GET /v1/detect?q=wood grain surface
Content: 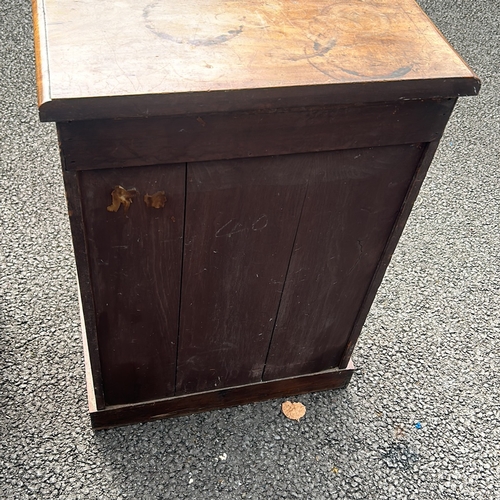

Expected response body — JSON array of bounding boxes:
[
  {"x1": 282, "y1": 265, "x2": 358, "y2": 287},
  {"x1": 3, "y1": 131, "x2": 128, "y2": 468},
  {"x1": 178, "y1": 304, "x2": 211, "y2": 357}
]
[
  {"x1": 338, "y1": 139, "x2": 445, "y2": 368},
  {"x1": 63, "y1": 170, "x2": 106, "y2": 409},
  {"x1": 78, "y1": 164, "x2": 185, "y2": 405},
  {"x1": 57, "y1": 99, "x2": 455, "y2": 171},
  {"x1": 90, "y1": 362, "x2": 355, "y2": 429},
  {"x1": 175, "y1": 155, "x2": 310, "y2": 394},
  {"x1": 263, "y1": 144, "x2": 424, "y2": 380},
  {"x1": 33, "y1": 0, "x2": 479, "y2": 120}
]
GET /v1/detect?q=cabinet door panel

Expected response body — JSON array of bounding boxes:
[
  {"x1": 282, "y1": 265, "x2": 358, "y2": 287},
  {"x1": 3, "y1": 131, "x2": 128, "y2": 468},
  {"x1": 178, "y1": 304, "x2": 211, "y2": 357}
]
[
  {"x1": 79, "y1": 164, "x2": 185, "y2": 405},
  {"x1": 176, "y1": 155, "x2": 310, "y2": 394},
  {"x1": 264, "y1": 144, "x2": 424, "y2": 380}
]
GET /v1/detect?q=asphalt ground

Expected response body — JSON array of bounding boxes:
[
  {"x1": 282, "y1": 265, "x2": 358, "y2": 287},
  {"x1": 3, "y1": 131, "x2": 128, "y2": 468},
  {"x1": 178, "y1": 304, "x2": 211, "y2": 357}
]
[{"x1": 0, "y1": 0, "x2": 499, "y2": 498}]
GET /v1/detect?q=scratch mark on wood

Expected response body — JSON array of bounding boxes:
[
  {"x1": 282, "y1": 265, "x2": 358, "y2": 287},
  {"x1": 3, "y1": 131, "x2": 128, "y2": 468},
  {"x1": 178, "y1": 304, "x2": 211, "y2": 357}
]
[
  {"x1": 215, "y1": 219, "x2": 247, "y2": 238},
  {"x1": 251, "y1": 214, "x2": 269, "y2": 231}
]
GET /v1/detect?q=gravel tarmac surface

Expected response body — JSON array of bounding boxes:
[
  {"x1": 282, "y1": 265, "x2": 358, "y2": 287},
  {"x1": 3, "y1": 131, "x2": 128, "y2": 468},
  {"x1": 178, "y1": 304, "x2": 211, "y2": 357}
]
[{"x1": 1, "y1": 0, "x2": 499, "y2": 499}]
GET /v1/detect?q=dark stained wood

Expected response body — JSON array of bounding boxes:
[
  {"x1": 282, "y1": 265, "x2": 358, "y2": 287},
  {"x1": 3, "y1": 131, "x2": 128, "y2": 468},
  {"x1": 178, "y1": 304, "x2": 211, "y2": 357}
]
[
  {"x1": 264, "y1": 144, "x2": 424, "y2": 380},
  {"x1": 90, "y1": 361, "x2": 355, "y2": 430},
  {"x1": 38, "y1": 79, "x2": 479, "y2": 123},
  {"x1": 33, "y1": 0, "x2": 479, "y2": 121},
  {"x1": 78, "y1": 164, "x2": 185, "y2": 405},
  {"x1": 175, "y1": 155, "x2": 310, "y2": 394},
  {"x1": 338, "y1": 139, "x2": 445, "y2": 368},
  {"x1": 61, "y1": 169, "x2": 106, "y2": 409},
  {"x1": 57, "y1": 99, "x2": 455, "y2": 171}
]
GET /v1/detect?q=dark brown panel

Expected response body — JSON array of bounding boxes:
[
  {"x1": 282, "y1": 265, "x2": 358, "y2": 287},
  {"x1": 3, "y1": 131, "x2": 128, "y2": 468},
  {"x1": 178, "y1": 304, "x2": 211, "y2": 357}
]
[
  {"x1": 61, "y1": 170, "x2": 106, "y2": 409},
  {"x1": 78, "y1": 164, "x2": 185, "y2": 405},
  {"x1": 176, "y1": 155, "x2": 312, "y2": 394},
  {"x1": 90, "y1": 361, "x2": 355, "y2": 430},
  {"x1": 264, "y1": 144, "x2": 424, "y2": 380},
  {"x1": 338, "y1": 140, "x2": 443, "y2": 368},
  {"x1": 57, "y1": 99, "x2": 455, "y2": 171}
]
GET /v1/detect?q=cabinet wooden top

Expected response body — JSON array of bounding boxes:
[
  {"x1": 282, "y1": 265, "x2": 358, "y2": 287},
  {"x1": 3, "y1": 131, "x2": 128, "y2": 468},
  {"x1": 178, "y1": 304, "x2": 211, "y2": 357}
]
[{"x1": 33, "y1": 0, "x2": 480, "y2": 121}]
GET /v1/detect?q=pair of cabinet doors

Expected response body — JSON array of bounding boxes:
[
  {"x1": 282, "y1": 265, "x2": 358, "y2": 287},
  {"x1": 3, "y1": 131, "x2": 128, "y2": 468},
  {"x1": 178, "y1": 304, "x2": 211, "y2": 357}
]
[{"x1": 78, "y1": 143, "x2": 422, "y2": 406}]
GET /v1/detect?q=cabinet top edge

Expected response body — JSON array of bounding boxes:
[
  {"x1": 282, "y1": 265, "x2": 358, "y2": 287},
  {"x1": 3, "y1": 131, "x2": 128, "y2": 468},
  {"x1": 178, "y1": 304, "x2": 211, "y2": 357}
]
[{"x1": 38, "y1": 78, "x2": 480, "y2": 123}]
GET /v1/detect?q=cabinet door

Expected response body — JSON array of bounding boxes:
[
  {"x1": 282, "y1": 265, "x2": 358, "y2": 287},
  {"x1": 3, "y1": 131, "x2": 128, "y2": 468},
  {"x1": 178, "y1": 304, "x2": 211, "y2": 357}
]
[
  {"x1": 79, "y1": 164, "x2": 185, "y2": 405},
  {"x1": 78, "y1": 144, "x2": 423, "y2": 404},
  {"x1": 176, "y1": 155, "x2": 310, "y2": 394},
  {"x1": 263, "y1": 144, "x2": 424, "y2": 380}
]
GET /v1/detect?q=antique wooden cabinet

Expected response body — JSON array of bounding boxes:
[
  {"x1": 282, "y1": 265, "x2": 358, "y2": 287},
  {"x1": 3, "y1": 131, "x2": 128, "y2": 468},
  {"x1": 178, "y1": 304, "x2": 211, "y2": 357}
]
[{"x1": 32, "y1": 0, "x2": 479, "y2": 428}]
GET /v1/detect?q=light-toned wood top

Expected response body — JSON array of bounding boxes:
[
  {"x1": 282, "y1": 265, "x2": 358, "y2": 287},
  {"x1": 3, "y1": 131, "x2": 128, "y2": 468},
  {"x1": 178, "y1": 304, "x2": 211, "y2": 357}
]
[{"x1": 33, "y1": 0, "x2": 479, "y2": 121}]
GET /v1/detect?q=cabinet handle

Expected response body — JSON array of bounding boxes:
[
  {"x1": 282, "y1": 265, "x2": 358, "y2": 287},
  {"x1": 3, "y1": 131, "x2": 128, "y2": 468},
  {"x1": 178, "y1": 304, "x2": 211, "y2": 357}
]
[
  {"x1": 106, "y1": 186, "x2": 138, "y2": 213},
  {"x1": 144, "y1": 191, "x2": 167, "y2": 209}
]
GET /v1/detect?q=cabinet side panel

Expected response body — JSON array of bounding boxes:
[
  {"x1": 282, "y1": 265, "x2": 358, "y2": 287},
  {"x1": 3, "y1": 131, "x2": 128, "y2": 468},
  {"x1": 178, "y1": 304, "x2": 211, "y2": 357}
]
[
  {"x1": 338, "y1": 140, "x2": 442, "y2": 368},
  {"x1": 264, "y1": 144, "x2": 424, "y2": 380},
  {"x1": 78, "y1": 164, "x2": 185, "y2": 405},
  {"x1": 62, "y1": 169, "x2": 106, "y2": 409},
  {"x1": 176, "y1": 155, "x2": 311, "y2": 394}
]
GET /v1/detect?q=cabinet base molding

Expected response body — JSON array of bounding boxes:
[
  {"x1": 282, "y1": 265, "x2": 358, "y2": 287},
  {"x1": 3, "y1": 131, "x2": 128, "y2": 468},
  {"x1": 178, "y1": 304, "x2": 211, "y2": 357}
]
[{"x1": 89, "y1": 361, "x2": 355, "y2": 430}]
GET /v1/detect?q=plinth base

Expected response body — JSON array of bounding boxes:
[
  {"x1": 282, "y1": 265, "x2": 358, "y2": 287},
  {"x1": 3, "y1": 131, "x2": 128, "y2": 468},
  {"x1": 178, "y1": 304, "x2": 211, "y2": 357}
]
[{"x1": 88, "y1": 361, "x2": 355, "y2": 430}]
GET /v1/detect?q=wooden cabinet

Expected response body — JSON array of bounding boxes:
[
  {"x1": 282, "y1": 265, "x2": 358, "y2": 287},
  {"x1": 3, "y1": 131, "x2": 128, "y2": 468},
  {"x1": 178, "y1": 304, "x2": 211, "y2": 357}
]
[{"x1": 32, "y1": 0, "x2": 479, "y2": 428}]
